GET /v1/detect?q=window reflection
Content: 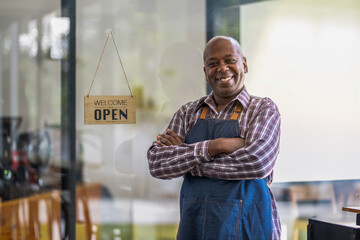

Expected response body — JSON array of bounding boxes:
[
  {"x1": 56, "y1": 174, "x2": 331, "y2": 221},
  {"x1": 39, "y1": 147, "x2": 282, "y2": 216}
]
[
  {"x1": 0, "y1": 12, "x2": 63, "y2": 195},
  {"x1": 0, "y1": 1, "x2": 66, "y2": 239},
  {"x1": 76, "y1": 0, "x2": 360, "y2": 239}
]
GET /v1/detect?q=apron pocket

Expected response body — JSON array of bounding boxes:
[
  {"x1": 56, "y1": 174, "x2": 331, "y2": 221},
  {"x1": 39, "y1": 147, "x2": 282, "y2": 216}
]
[
  {"x1": 178, "y1": 197, "x2": 206, "y2": 240},
  {"x1": 178, "y1": 196, "x2": 243, "y2": 240},
  {"x1": 204, "y1": 197, "x2": 243, "y2": 240}
]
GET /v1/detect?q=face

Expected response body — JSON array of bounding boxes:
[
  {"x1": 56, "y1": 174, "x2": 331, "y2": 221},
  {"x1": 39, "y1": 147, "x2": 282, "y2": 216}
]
[{"x1": 203, "y1": 38, "x2": 248, "y2": 104}]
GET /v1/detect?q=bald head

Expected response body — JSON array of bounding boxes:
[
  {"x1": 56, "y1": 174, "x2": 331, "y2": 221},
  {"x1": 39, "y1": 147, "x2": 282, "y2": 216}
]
[{"x1": 203, "y1": 36, "x2": 244, "y2": 62}]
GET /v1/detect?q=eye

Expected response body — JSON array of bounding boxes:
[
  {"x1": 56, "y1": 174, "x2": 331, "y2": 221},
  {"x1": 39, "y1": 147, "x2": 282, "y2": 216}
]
[
  {"x1": 208, "y1": 62, "x2": 219, "y2": 68},
  {"x1": 225, "y1": 58, "x2": 237, "y2": 64}
]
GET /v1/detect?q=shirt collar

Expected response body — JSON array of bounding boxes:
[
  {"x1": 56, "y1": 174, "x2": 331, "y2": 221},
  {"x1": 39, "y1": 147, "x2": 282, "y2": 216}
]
[{"x1": 195, "y1": 86, "x2": 251, "y2": 112}]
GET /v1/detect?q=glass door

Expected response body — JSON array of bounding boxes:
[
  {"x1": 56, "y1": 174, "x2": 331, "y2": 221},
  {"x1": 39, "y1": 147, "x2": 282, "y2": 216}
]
[
  {"x1": 207, "y1": 0, "x2": 360, "y2": 239},
  {"x1": 0, "y1": 0, "x2": 76, "y2": 239}
]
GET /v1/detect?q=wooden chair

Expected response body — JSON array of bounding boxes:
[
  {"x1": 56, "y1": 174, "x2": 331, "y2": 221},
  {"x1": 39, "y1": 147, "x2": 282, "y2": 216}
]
[
  {"x1": 0, "y1": 183, "x2": 101, "y2": 240},
  {"x1": 75, "y1": 183, "x2": 101, "y2": 240},
  {"x1": 0, "y1": 197, "x2": 24, "y2": 239},
  {"x1": 6, "y1": 191, "x2": 61, "y2": 240}
]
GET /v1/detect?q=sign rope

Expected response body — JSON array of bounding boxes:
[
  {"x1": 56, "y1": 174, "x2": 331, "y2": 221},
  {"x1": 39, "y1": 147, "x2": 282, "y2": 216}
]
[{"x1": 87, "y1": 28, "x2": 133, "y2": 98}]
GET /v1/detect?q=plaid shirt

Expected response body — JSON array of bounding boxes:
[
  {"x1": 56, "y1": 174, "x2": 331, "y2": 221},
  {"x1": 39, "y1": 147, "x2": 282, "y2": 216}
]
[{"x1": 147, "y1": 87, "x2": 281, "y2": 239}]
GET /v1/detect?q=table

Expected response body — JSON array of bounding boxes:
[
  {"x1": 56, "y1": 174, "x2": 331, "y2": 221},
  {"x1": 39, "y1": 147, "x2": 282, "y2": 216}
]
[{"x1": 342, "y1": 206, "x2": 360, "y2": 226}]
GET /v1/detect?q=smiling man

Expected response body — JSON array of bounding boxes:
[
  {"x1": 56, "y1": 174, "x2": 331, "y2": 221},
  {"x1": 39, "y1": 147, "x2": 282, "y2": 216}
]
[{"x1": 147, "y1": 36, "x2": 281, "y2": 240}]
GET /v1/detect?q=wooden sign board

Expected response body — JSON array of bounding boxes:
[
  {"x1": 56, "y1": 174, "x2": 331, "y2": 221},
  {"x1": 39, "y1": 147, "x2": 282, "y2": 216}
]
[{"x1": 84, "y1": 95, "x2": 136, "y2": 124}]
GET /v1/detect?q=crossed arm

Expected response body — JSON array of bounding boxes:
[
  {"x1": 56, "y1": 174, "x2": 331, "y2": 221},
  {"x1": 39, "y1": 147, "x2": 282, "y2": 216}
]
[
  {"x1": 147, "y1": 103, "x2": 280, "y2": 181},
  {"x1": 156, "y1": 129, "x2": 245, "y2": 157}
]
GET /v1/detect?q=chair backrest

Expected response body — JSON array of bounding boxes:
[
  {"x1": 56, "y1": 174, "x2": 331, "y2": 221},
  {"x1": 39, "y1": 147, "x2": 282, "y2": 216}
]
[
  {"x1": 0, "y1": 191, "x2": 61, "y2": 240},
  {"x1": 0, "y1": 183, "x2": 101, "y2": 240},
  {"x1": 76, "y1": 183, "x2": 102, "y2": 240},
  {"x1": 0, "y1": 197, "x2": 23, "y2": 239}
]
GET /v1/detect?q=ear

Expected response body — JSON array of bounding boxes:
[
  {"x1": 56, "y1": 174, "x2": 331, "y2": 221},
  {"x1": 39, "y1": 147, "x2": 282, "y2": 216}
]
[
  {"x1": 243, "y1": 57, "x2": 248, "y2": 74},
  {"x1": 203, "y1": 66, "x2": 209, "y2": 81}
]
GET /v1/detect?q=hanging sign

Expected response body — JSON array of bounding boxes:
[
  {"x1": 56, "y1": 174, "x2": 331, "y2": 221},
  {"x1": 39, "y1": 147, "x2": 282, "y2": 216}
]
[
  {"x1": 84, "y1": 29, "x2": 136, "y2": 125},
  {"x1": 84, "y1": 95, "x2": 136, "y2": 124}
]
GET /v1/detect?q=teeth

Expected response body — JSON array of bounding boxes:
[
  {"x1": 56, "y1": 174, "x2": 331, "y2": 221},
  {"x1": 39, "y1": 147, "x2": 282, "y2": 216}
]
[{"x1": 219, "y1": 76, "x2": 232, "y2": 82}]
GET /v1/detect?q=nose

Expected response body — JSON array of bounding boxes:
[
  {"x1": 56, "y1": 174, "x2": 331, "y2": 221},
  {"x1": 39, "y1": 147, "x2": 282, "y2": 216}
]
[{"x1": 217, "y1": 62, "x2": 229, "y2": 72}]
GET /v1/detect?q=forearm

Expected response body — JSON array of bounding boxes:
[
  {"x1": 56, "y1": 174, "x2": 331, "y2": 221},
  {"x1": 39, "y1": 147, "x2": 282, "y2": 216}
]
[
  {"x1": 147, "y1": 140, "x2": 212, "y2": 179},
  {"x1": 208, "y1": 137, "x2": 245, "y2": 157},
  {"x1": 199, "y1": 138, "x2": 280, "y2": 180}
]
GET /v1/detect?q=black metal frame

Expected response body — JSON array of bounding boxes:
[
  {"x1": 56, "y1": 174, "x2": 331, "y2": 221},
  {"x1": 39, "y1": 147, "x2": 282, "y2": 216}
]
[
  {"x1": 61, "y1": 0, "x2": 76, "y2": 239},
  {"x1": 206, "y1": 0, "x2": 270, "y2": 43}
]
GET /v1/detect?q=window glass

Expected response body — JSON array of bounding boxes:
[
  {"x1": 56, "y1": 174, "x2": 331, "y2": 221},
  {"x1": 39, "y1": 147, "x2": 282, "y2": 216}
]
[
  {"x1": 77, "y1": 0, "x2": 360, "y2": 239},
  {"x1": 236, "y1": 1, "x2": 360, "y2": 239},
  {"x1": 2, "y1": 0, "x2": 359, "y2": 240},
  {"x1": 0, "y1": 1, "x2": 64, "y2": 239},
  {"x1": 77, "y1": 0, "x2": 206, "y2": 238}
]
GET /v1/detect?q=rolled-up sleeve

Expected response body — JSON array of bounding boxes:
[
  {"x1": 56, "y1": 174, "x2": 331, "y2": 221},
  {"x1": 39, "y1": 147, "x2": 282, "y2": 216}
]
[{"x1": 147, "y1": 104, "x2": 212, "y2": 180}]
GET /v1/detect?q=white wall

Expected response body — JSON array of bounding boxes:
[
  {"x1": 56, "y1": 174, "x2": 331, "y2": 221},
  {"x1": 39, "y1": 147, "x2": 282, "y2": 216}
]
[{"x1": 241, "y1": 0, "x2": 360, "y2": 182}]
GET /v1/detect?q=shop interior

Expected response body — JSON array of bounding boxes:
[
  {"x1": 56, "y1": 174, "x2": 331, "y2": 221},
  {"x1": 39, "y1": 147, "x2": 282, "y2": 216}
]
[{"x1": 1, "y1": 0, "x2": 360, "y2": 239}]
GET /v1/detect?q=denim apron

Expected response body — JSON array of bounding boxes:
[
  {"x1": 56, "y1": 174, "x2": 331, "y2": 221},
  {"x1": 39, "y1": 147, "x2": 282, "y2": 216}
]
[{"x1": 177, "y1": 104, "x2": 272, "y2": 240}]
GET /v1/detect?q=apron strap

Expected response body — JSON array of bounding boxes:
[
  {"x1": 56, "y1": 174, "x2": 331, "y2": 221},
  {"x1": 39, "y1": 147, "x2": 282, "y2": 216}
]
[
  {"x1": 199, "y1": 103, "x2": 243, "y2": 120},
  {"x1": 231, "y1": 103, "x2": 243, "y2": 120},
  {"x1": 200, "y1": 106, "x2": 209, "y2": 119}
]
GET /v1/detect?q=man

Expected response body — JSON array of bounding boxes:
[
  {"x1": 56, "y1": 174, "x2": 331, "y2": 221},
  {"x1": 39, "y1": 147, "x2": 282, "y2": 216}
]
[{"x1": 147, "y1": 36, "x2": 281, "y2": 240}]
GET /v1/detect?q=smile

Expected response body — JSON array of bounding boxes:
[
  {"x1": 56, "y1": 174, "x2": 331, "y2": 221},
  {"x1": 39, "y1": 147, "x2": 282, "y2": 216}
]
[{"x1": 217, "y1": 76, "x2": 233, "y2": 83}]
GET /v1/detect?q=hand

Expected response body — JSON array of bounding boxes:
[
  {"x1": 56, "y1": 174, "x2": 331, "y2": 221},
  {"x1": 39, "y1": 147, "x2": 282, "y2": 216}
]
[
  {"x1": 156, "y1": 129, "x2": 183, "y2": 146},
  {"x1": 208, "y1": 138, "x2": 245, "y2": 157}
]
